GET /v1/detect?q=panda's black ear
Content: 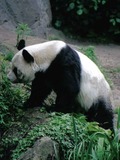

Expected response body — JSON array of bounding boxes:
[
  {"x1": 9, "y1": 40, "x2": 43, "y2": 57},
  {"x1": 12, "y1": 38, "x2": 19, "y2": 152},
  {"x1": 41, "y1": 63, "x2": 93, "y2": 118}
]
[
  {"x1": 22, "y1": 49, "x2": 34, "y2": 63},
  {"x1": 16, "y1": 39, "x2": 25, "y2": 50}
]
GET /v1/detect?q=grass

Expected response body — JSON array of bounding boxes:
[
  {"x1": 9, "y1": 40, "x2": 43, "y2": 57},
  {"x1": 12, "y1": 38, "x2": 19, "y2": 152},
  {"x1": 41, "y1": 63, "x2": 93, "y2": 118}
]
[
  {"x1": 80, "y1": 46, "x2": 99, "y2": 65},
  {"x1": 108, "y1": 67, "x2": 120, "y2": 73}
]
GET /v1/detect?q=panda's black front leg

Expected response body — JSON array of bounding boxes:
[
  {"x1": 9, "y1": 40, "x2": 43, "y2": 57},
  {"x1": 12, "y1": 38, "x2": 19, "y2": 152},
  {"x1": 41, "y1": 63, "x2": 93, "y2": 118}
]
[
  {"x1": 24, "y1": 73, "x2": 52, "y2": 108},
  {"x1": 54, "y1": 93, "x2": 76, "y2": 113},
  {"x1": 24, "y1": 85, "x2": 51, "y2": 108}
]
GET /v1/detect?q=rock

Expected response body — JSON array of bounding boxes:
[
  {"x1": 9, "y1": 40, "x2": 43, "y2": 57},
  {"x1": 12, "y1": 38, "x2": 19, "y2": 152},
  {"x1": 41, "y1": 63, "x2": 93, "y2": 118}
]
[
  {"x1": 0, "y1": 0, "x2": 52, "y2": 37},
  {"x1": 18, "y1": 137, "x2": 59, "y2": 160}
]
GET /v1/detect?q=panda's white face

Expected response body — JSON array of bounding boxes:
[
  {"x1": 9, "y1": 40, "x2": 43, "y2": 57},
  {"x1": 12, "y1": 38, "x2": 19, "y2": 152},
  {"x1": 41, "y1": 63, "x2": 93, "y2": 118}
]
[{"x1": 7, "y1": 50, "x2": 39, "y2": 83}]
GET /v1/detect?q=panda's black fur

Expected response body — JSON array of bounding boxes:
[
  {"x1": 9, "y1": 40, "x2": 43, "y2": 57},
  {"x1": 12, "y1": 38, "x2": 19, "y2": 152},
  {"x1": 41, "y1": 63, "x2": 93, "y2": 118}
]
[
  {"x1": 27, "y1": 45, "x2": 81, "y2": 113},
  {"x1": 8, "y1": 40, "x2": 114, "y2": 131},
  {"x1": 16, "y1": 39, "x2": 25, "y2": 51}
]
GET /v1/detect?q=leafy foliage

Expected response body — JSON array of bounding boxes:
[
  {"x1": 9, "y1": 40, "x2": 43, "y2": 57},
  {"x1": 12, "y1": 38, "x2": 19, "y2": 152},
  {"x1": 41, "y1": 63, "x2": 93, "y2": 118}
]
[
  {"x1": 50, "y1": 0, "x2": 120, "y2": 42},
  {"x1": 12, "y1": 112, "x2": 120, "y2": 160},
  {"x1": 80, "y1": 46, "x2": 98, "y2": 64},
  {"x1": 16, "y1": 23, "x2": 31, "y2": 46},
  {"x1": 0, "y1": 54, "x2": 29, "y2": 159},
  {"x1": 0, "y1": 55, "x2": 27, "y2": 132}
]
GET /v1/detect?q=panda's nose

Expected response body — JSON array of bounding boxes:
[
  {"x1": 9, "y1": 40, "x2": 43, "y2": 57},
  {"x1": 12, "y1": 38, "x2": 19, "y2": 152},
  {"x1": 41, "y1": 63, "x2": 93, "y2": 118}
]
[{"x1": 7, "y1": 71, "x2": 17, "y2": 83}]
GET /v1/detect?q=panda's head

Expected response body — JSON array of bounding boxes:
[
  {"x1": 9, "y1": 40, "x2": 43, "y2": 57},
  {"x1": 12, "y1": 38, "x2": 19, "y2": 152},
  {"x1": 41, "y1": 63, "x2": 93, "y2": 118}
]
[
  {"x1": 7, "y1": 40, "x2": 39, "y2": 83},
  {"x1": 7, "y1": 49, "x2": 40, "y2": 83}
]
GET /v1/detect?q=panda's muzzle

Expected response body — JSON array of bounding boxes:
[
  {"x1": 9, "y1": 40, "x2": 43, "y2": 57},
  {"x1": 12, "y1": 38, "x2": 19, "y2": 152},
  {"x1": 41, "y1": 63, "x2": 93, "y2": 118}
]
[
  {"x1": 7, "y1": 67, "x2": 25, "y2": 83},
  {"x1": 7, "y1": 70, "x2": 18, "y2": 83},
  {"x1": 14, "y1": 67, "x2": 26, "y2": 83}
]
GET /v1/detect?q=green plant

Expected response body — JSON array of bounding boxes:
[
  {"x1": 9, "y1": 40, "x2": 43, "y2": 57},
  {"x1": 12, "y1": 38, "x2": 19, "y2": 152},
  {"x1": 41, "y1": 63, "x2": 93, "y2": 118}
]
[
  {"x1": 4, "y1": 51, "x2": 14, "y2": 61},
  {"x1": 0, "y1": 55, "x2": 29, "y2": 159},
  {"x1": 108, "y1": 67, "x2": 120, "y2": 74},
  {"x1": 0, "y1": 57, "x2": 27, "y2": 131},
  {"x1": 16, "y1": 23, "x2": 31, "y2": 46},
  {"x1": 80, "y1": 46, "x2": 98, "y2": 65},
  {"x1": 67, "y1": 111, "x2": 120, "y2": 160}
]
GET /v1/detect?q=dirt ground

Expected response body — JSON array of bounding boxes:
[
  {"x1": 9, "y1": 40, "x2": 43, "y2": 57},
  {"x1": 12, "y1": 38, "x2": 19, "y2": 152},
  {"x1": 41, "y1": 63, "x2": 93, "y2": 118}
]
[{"x1": 0, "y1": 26, "x2": 119, "y2": 109}]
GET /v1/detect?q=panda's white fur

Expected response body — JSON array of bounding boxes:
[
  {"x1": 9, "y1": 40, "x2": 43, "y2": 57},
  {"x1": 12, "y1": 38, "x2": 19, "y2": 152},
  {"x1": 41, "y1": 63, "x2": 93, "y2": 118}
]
[
  {"x1": 76, "y1": 50, "x2": 111, "y2": 111},
  {"x1": 24, "y1": 40, "x2": 66, "y2": 72},
  {"x1": 8, "y1": 40, "x2": 114, "y2": 130},
  {"x1": 8, "y1": 41, "x2": 66, "y2": 82}
]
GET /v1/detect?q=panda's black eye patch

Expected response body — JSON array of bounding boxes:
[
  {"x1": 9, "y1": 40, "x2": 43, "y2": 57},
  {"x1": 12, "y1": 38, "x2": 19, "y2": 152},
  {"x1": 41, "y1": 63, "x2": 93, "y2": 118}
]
[{"x1": 13, "y1": 67, "x2": 18, "y2": 77}]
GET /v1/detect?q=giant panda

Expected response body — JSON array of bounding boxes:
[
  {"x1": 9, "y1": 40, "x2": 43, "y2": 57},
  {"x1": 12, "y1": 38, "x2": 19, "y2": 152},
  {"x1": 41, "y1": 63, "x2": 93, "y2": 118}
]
[{"x1": 7, "y1": 40, "x2": 114, "y2": 130}]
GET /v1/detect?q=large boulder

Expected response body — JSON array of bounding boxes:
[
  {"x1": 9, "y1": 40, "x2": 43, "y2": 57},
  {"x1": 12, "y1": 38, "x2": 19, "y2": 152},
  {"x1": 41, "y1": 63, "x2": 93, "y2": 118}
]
[
  {"x1": 18, "y1": 137, "x2": 59, "y2": 160},
  {"x1": 0, "y1": 0, "x2": 52, "y2": 37}
]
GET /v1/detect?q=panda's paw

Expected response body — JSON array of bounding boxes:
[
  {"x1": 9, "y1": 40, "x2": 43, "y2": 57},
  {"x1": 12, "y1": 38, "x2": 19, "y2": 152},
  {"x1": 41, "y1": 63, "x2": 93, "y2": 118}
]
[
  {"x1": 23, "y1": 100, "x2": 41, "y2": 109},
  {"x1": 23, "y1": 101, "x2": 33, "y2": 109},
  {"x1": 46, "y1": 106, "x2": 55, "y2": 113}
]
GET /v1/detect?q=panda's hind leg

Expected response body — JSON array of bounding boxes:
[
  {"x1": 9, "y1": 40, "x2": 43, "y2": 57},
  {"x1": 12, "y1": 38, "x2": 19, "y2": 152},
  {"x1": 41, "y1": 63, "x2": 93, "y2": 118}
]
[{"x1": 86, "y1": 99, "x2": 114, "y2": 131}]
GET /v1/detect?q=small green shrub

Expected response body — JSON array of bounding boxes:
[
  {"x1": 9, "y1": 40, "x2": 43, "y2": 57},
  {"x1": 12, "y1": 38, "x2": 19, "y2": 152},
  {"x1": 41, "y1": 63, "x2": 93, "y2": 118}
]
[
  {"x1": 0, "y1": 56, "x2": 27, "y2": 131},
  {"x1": 0, "y1": 55, "x2": 29, "y2": 159},
  {"x1": 80, "y1": 46, "x2": 98, "y2": 65},
  {"x1": 4, "y1": 51, "x2": 14, "y2": 61},
  {"x1": 16, "y1": 23, "x2": 31, "y2": 46}
]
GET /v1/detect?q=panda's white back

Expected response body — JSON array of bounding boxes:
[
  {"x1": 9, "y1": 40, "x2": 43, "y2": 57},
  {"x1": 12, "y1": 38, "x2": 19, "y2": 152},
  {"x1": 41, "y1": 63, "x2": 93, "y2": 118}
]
[
  {"x1": 24, "y1": 40, "x2": 66, "y2": 71},
  {"x1": 76, "y1": 50, "x2": 111, "y2": 111}
]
